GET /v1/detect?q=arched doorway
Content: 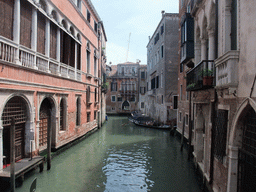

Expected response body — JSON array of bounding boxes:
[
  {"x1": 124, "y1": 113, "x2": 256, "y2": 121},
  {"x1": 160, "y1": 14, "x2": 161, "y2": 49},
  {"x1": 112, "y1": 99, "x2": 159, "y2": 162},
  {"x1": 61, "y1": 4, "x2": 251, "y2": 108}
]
[
  {"x1": 39, "y1": 98, "x2": 52, "y2": 148},
  {"x1": 122, "y1": 100, "x2": 130, "y2": 111},
  {"x1": 237, "y1": 107, "x2": 256, "y2": 192},
  {"x1": 2, "y1": 96, "x2": 28, "y2": 163}
]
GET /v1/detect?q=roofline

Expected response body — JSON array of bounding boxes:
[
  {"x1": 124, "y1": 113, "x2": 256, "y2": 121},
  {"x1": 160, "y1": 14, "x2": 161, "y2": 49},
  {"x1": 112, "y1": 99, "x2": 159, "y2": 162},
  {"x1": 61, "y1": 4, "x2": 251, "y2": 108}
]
[
  {"x1": 86, "y1": 0, "x2": 101, "y2": 22},
  {"x1": 146, "y1": 13, "x2": 179, "y2": 48}
]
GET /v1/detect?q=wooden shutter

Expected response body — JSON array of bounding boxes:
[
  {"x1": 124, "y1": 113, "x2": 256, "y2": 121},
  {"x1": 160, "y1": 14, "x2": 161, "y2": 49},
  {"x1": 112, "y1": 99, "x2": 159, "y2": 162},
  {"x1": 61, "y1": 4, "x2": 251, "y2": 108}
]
[
  {"x1": 37, "y1": 12, "x2": 46, "y2": 55},
  {"x1": 50, "y1": 22, "x2": 57, "y2": 59},
  {"x1": 0, "y1": 0, "x2": 14, "y2": 40},
  {"x1": 20, "y1": 0, "x2": 32, "y2": 48}
]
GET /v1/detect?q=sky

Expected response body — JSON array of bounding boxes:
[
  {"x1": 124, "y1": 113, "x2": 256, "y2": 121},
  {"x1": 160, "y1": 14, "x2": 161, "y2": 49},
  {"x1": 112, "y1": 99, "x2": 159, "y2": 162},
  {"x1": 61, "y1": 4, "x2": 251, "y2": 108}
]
[{"x1": 92, "y1": 0, "x2": 179, "y2": 65}]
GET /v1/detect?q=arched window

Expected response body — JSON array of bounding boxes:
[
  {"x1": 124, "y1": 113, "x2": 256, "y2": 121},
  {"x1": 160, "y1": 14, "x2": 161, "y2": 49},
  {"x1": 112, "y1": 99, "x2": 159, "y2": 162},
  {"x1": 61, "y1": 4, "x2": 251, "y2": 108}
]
[
  {"x1": 61, "y1": 19, "x2": 68, "y2": 30},
  {"x1": 70, "y1": 26, "x2": 75, "y2": 36},
  {"x1": 39, "y1": 0, "x2": 47, "y2": 12}
]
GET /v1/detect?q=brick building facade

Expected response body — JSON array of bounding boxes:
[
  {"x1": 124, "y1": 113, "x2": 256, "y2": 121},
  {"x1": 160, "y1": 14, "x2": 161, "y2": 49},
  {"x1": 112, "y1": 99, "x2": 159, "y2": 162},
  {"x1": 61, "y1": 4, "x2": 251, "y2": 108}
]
[{"x1": 0, "y1": 0, "x2": 106, "y2": 170}]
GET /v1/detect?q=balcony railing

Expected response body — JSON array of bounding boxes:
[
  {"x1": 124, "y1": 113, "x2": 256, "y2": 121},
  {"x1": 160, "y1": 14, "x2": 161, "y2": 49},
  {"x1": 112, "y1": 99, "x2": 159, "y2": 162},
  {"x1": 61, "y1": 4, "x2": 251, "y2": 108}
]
[
  {"x1": 186, "y1": 60, "x2": 215, "y2": 91},
  {"x1": 0, "y1": 36, "x2": 83, "y2": 82}
]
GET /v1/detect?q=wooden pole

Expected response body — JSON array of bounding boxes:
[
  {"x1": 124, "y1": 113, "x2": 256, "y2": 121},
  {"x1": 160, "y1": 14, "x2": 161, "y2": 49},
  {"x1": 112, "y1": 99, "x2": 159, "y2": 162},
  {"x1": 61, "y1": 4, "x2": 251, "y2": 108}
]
[
  {"x1": 47, "y1": 113, "x2": 52, "y2": 170},
  {"x1": 10, "y1": 117, "x2": 15, "y2": 192},
  {"x1": 180, "y1": 116, "x2": 185, "y2": 151}
]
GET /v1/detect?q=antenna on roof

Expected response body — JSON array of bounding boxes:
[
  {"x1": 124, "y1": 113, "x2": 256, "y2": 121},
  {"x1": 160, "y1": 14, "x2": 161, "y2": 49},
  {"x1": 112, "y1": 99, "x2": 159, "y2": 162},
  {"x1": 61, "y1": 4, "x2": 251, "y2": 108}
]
[{"x1": 126, "y1": 32, "x2": 131, "y2": 62}]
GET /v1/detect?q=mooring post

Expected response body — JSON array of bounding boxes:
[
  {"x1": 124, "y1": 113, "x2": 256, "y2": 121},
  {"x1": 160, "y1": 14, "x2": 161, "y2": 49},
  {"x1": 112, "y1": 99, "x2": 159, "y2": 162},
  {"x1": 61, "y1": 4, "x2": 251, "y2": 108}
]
[
  {"x1": 10, "y1": 117, "x2": 15, "y2": 192},
  {"x1": 47, "y1": 114, "x2": 52, "y2": 170},
  {"x1": 180, "y1": 117, "x2": 185, "y2": 151}
]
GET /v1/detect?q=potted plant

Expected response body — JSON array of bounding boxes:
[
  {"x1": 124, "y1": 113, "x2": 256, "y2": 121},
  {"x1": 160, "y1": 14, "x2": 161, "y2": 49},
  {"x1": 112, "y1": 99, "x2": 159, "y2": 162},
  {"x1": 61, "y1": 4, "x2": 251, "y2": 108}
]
[{"x1": 200, "y1": 69, "x2": 213, "y2": 86}]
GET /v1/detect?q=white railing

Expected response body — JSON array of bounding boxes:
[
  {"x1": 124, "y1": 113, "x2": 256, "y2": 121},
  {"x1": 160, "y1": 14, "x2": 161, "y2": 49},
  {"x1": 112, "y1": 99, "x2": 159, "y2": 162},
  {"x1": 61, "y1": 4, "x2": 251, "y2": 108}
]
[
  {"x1": 20, "y1": 46, "x2": 35, "y2": 68},
  {"x1": 0, "y1": 37, "x2": 83, "y2": 82},
  {"x1": 215, "y1": 51, "x2": 239, "y2": 87},
  {"x1": 0, "y1": 37, "x2": 17, "y2": 63}
]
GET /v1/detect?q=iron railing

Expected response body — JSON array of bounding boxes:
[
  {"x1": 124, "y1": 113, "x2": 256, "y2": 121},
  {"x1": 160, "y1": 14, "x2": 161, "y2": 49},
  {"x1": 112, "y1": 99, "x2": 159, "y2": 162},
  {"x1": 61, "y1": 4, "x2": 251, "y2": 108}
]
[{"x1": 186, "y1": 60, "x2": 215, "y2": 91}]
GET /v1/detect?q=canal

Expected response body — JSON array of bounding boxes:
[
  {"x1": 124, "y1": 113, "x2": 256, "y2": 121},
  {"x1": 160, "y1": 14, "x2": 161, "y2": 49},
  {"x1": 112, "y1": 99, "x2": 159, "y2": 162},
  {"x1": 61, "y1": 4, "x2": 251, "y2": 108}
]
[{"x1": 15, "y1": 116, "x2": 202, "y2": 192}]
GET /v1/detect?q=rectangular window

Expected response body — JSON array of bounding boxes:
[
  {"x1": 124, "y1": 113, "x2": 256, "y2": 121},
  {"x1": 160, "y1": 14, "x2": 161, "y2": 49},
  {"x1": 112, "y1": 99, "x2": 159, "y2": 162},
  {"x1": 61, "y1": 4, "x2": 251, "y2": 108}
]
[
  {"x1": 151, "y1": 78, "x2": 155, "y2": 89},
  {"x1": 87, "y1": 50, "x2": 90, "y2": 73},
  {"x1": 180, "y1": 85, "x2": 183, "y2": 101},
  {"x1": 94, "y1": 21, "x2": 98, "y2": 33},
  {"x1": 161, "y1": 25, "x2": 164, "y2": 35},
  {"x1": 87, "y1": 112, "x2": 90, "y2": 122},
  {"x1": 185, "y1": 114, "x2": 189, "y2": 125},
  {"x1": 186, "y1": 91, "x2": 189, "y2": 101},
  {"x1": 141, "y1": 71, "x2": 145, "y2": 79},
  {"x1": 179, "y1": 112, "x2": 182, "y2": 122},
  {"x1": 117, "y1": 97, "x2": 122, "y2": 102},
  {"x1": 111, "y1": 82, "x2": 117, "y2": 91},
  {"x1": 87, "y1": 10, "x2": 91, "y2": 22},
  {"x1": 130, "y1": 96, "x2": 135, "y2": 102},
  {"x1": 111, "y1": 95, "x2": 116, "y2": 102},
  {"x1": 94, "y1": 56, "x2": 97, "y2": 76},
  {"x1": 141, "y1": 102, "x2": 145, "y2": 109},
  {"x1": 156, "y1": 76, "x2": 159, "y2": 89},
  {"x1": 173, "y1": 96, "x2": 178, "y2": 109},
  {"x1": 161, "y1": 45, "x2": 164, "y2": 58},
  {"x1": 94, "y1": 111, "x2": 97, "y2": 120}
]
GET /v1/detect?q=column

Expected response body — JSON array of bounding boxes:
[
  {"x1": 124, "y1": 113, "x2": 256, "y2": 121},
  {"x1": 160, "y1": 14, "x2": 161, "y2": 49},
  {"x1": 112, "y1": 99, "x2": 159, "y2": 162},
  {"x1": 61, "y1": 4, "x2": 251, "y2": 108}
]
[
  {"x1": 31, "y1": 7, "x2": 38, "y2": 69},
  {"x1": 13, "y1": 0, "x2": 21, "y2": 64},
  {"x1": 227, "y1": 146, "x2": 239, "y2": 192},
  {"x1": 74, "y1": 43, "x2": 78, "y2": 80},
  {"x1": 224, "y1": 6, "x2": 232, "y2": 52},
  {"x1": 45, "y1": 20, "x2": 50, "y2": 72},
  {"x1": 195, "y1": 42, "x2": 201, "y2": 65},
  {"x1": 208, "y1": 29, "x2": 215, "y2": 70},
  {"x1": 201, "y1": 39, "x2": 207, "y2": 61}
]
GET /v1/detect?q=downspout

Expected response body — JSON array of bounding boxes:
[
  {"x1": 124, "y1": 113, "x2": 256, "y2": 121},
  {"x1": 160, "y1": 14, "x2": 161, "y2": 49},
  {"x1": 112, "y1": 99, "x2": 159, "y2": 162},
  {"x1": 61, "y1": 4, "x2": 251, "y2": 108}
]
[{"x1": 209, "y1": 0, "x2": 218, "y2": 184}]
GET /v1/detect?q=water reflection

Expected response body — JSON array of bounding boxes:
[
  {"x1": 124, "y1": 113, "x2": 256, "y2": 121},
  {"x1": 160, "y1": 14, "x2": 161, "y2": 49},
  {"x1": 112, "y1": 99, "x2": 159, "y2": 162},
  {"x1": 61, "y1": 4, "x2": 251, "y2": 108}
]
[{"x1": 15, "y1": 116, "x2": 201, "y2": 192}]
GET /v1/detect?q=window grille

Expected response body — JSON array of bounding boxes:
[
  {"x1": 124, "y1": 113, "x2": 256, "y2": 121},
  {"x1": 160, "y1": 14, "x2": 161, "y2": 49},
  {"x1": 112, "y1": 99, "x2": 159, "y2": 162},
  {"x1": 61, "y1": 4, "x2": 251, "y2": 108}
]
[{"x1": 2, "y1": 97, "x2": 27, "y2": 126}]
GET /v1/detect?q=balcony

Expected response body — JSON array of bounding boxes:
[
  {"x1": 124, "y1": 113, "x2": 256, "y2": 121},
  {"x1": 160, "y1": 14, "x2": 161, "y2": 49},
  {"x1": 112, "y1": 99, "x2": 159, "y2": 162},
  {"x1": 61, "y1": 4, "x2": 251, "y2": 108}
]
[
  {"x1": 215, "y1": 50, "x2": 239, "y2": 88},
  {"x1": 0, "y1": 36, "x2": 82, "y2": 81},
  {"x1": 186, "y1": 60, "x2": 215, "y2": 91},
  {"x1": 180, "y1": 13, "x2": 194, "y2": 65}
]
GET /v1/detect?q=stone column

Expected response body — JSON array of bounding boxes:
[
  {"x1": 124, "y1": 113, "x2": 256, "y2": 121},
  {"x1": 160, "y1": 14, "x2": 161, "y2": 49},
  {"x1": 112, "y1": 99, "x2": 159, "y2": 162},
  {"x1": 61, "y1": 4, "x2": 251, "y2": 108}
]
[
  {"x1": 227, "y1": 146, "x2": 239, "y2": 192},
  {"x1": 224, "y1": 6, "x2": 232, "y2": 52},
  {"x1": 13, "y1": 0, "x2": 21, "y2": 64},
  {"x1": 201, "y1": 39, "x2": 207, "y2": 61},
  {"x1": 75, "y1": 43, "x2": 78, "y2": 80},
  {"x1": 208, "y1": 29, "x2": 215, "y2": 70},
  {"x1": 31, "y1": 7, "x2": 38, "y2": 69},
  {"x1": 195, "y1": 42, "x2": 201, "y2": 65}
]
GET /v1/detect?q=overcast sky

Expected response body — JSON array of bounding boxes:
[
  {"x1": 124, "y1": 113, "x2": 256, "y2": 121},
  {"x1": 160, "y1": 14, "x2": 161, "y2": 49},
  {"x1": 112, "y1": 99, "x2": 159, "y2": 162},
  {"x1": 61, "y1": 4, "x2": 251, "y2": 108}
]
[{"x1": 92, "y1": 0, "x2": 179, "y2": 65}]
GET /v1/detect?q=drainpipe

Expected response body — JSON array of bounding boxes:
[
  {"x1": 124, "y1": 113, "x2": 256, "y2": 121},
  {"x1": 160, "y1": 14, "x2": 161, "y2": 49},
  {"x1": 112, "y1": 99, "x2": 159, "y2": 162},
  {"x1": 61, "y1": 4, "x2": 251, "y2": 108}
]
[{"x1": 209, "y1": 0, "x2": 218, "y2": 185}]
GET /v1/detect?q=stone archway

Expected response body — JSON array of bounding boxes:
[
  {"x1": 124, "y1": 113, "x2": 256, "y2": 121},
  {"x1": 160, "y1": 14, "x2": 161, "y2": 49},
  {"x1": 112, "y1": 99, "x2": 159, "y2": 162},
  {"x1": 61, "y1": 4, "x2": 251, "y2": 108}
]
[
  {"x1": 2, "y1": 96, "x2": 29, "y2": 164},
  {"x1": 122, "y1": 100, "x2": 130, "y2": 111},
  {"x1": 227, "y1": 98, "x2": 256, "y2": 192}
]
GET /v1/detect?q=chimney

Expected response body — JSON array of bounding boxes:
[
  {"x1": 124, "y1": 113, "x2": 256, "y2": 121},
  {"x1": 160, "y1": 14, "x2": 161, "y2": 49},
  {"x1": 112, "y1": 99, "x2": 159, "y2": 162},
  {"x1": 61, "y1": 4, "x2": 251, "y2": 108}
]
[
  {"x1": 148, "y1": 36, "x2": 151, "y2": 41},
  {"x1": 161, "y1": 10, "x2": 165, "y2": 17}
]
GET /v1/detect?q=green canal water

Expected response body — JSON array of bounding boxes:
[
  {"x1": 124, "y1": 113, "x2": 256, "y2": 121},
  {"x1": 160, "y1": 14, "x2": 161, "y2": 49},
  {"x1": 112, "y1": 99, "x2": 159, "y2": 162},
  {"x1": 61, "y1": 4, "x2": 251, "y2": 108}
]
[{"x1": 16, "y1": 116, "x2": 201, "y2": 192}]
